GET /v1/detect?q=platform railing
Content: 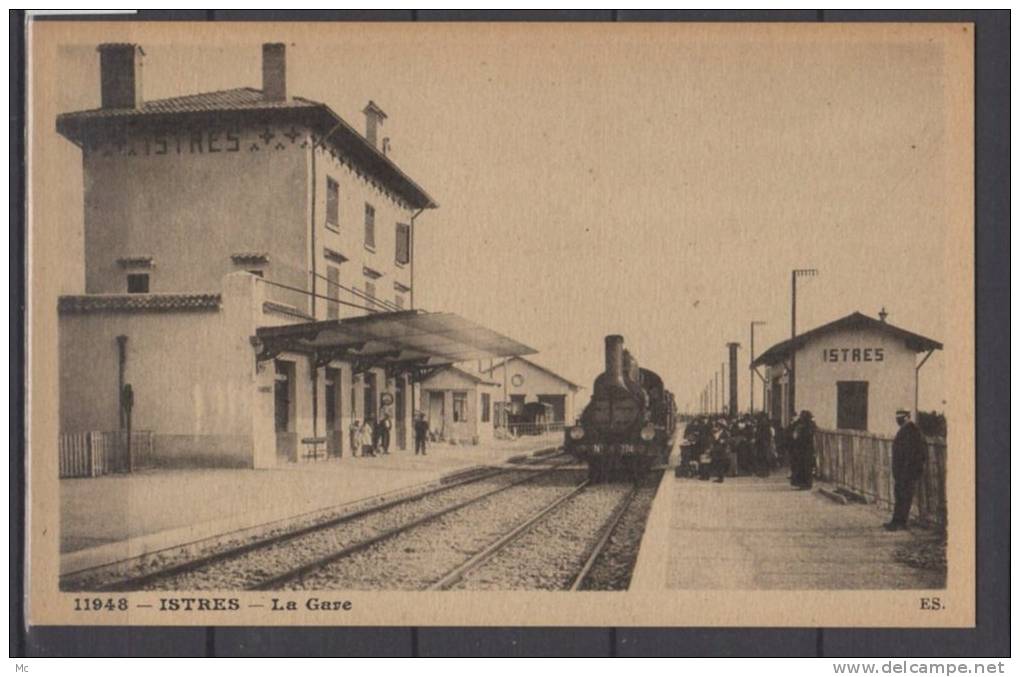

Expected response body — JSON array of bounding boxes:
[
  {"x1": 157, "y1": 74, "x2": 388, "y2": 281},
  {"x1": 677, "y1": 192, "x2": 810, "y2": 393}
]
[{"x1": 814, "y1": 428, "x2": 947, "y2": 527}]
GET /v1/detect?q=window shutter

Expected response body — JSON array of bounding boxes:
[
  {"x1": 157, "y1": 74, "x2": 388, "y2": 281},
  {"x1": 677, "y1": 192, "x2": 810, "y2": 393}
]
[{"x1": 395, "y1": 223, "x2": 410, "y2": 264}]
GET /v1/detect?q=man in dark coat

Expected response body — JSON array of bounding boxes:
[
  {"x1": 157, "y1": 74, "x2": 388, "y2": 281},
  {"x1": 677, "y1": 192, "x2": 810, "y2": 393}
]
[
  {"x1": 886, "y1": 409, "x2": 928, "y2": 531},
  {"x1": 413, "y1": 412, "x2": 429, "y2": 456},
  {"x1": 710, "y1": 421, "x2": 732, "y2": 483},
  {"x1": 789, "y1": 410, "x2": 817, "y2": 489}
]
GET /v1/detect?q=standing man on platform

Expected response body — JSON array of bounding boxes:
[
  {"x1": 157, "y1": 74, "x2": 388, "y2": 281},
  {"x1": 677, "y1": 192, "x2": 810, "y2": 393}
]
[
  {"x1": 789, "y1": 410, "x2": 817, "y2": 489},
  {"x1": 413, "y1": 412, "x2": 429, "y2": 456},
  {"x1": 885, "y1": 409, "x2": 928, "y2": 531},
  {"x1": 377, "y1": 400, "x2": 393, "y2": 455}
]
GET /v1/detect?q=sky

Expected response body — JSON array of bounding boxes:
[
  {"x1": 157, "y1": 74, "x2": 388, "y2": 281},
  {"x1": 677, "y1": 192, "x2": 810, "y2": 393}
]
[{"x1": 43, "y1": 23, "x2": 961, "y2": 413}]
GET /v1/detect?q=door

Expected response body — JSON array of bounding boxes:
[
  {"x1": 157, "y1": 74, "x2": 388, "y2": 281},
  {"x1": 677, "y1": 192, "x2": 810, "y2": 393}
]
[
  {"x1": 274, "y1": 360, "x2": 296, "y2": 462},
  {"x1": 427, "y1": 391, "x2": 445, "y2": 437},
  {"x1": 325, "y1": 367, "x2": 341, "y2": 457},
  {"x1": 363, "y1": 372, "x2": 377, "y2": 422},
  {"x1": 770, "y1": 381, "x2": 784, "y2": 424},
  {"x1": 836, "y1": 381, "x2": 869, "y2": 431},
  {"x1": 537, "y1": 394, "x2": 566, "y2": 423},
  {"x1": 395, "y1": 379, "x2": 406, "y2": 450}
]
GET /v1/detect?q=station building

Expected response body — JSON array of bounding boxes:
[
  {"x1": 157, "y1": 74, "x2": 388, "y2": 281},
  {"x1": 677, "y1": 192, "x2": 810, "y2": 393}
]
[
  {"x1": 418, "y1": 367, "x2": 501, "y2": 445},
  {"x1": 480, "y1": 356, "x2": 582, "y2": 425},
  {"x1": 752, "y1": 311, "x2": 942, "y2": 436},
  {"x1": 56, "y1": 42, "x2": 534, "y2": 469}
]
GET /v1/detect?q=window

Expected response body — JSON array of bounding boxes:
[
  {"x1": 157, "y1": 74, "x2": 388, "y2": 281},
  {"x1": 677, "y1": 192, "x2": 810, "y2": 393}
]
[
  {"x1": 365, "y1": 280, "x2": 376, "y2": 303},
  {"x1": 364, "y1": 203, "x2": 375, "y2": 249},
  {"x1": 127, "y1": 273, "x2": 149, "y2": 294},
  {"x1": 452, "y1": 392, "x2": 468, "y2": 422},
  {"x1": 326, "y1": 265, "x2": 340, "y2": 319},
  {"x1": 394, "y1": 294, "x2": 404, "y2": 309},
  {"x1": 326, "y1": 177, "x2": 339, "y2": 228},
  {"x1": 481, "y1": 393, "x2": 491, "y2": 423},
  {"x1": 395, "y1": 223, "x2": 410, "y2": 265}
]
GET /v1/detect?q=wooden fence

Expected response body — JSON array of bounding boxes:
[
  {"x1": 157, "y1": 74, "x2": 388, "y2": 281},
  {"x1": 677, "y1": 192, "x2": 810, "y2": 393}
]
[
  {"x1": 814, "y1": 428, "x2": 947, "y2": 527},
  {"x1": 58, "y1": 431, "x2": 154, "y2": 478}
]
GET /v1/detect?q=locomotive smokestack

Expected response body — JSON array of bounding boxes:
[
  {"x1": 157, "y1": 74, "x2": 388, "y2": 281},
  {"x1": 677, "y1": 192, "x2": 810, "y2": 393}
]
[{"x1": 604, "y1": 335, "x2": 625, "y2": 387}]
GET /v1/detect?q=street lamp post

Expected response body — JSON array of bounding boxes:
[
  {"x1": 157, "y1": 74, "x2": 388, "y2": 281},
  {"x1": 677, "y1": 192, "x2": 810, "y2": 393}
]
[
  {"x1": 749, "y1": 320, "x2": 767, "y2": 413},
  {"x1": 790, "y1": 269, "x2": 818, "y2": 422}
]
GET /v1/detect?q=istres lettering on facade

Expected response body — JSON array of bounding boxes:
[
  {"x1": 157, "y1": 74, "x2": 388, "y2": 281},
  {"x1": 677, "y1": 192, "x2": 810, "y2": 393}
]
[
  {"x1": 821, "y1": 347, "x2": 885, "y2": 363},
  {"x1": 85, "y1": 125, "x2": 309, "y2": 157}
]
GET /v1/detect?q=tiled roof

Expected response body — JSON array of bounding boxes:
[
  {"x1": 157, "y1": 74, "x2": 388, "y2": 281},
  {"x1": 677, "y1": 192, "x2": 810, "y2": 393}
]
[
  {"x1": 58, "y1": 293, "x2": 221, "y2": 314},
  {"x1": 58, "y1": 87, "x2": 318, "y2": 122},
  {"x1": 56, "y1": 87, "x2": 437, "y2": 210},
  {"x1": 751, "y1": 312, "x2": 943, "y2": 367},
  {"x1": 484, "y1": 356, "x2": 583, "y2": 390}
]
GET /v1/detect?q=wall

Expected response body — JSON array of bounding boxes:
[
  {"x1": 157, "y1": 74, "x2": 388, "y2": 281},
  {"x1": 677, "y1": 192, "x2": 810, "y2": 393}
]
[
  {"x1": 796, "y1": 328, "x2": 918, "y2": 436},
  {"x1": 59, "y1": 272, "x2": 261, "y2": 467},
  {"x1": 311, "y1": 142, "x2": 416, "y2": 319},
  {"x1": 81, "y1": 123, "x2": 310, "y2": 312}
]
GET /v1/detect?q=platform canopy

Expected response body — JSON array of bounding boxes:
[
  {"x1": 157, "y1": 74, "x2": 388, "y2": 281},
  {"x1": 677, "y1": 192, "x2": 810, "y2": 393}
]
[{"x1": 254, "y1": 310, "x2": 536, "y2": 376}]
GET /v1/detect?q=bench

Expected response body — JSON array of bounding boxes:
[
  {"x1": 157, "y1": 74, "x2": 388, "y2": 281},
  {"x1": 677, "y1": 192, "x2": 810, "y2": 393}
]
[{"x1": 300, "y1": 436, "x2": 329, "y2": 461}]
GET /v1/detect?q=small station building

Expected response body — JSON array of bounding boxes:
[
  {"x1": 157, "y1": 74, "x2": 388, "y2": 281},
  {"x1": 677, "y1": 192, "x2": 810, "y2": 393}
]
[
  {"x1": 752, "y1": 311, "x2": 942, "y2": 436},
  {"x1": 418, "y1": 367, "x2": 501, "y2": 445}
]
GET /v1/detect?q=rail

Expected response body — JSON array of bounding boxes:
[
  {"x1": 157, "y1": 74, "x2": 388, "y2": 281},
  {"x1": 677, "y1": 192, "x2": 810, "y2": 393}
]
[
  {"x1": 250, "y1": 461, "x2": 574, "y2": 590},
  {"x1": 814, "y1": 428, "x2": 947, "y2": 527},
  {"x1": 84, "y1": 453, "x2": 567, "y2": 592},
  {"x1": 570, "y1": 484, "x2": 638, "y2": 590}
]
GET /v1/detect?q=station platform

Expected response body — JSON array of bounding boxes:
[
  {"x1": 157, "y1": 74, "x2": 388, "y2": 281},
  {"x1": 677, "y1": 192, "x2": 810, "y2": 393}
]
[
  {"x1": 59, "y1": 433, "x2": 561, "y2": 576},
  {"x1": 631, "y1": 470, "x2": 946, "y2": 590}
]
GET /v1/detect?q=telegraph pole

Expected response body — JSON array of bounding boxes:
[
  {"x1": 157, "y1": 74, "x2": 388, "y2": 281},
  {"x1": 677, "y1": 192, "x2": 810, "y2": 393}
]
[
  {"x1": 720, "y1": 362, "x2": 726, "y2": 414},
  {"x1": 790, "y1": 269, "x2": 818, "y2": 422},
  {"x1": 749, "y1": 321, "x2": 766, "y2": 413}
]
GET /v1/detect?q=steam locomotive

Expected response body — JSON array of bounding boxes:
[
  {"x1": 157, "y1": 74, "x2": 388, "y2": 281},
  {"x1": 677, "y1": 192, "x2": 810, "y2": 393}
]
[{"x1": 564, "y1": 335, "x2": 677, "y2": 482}]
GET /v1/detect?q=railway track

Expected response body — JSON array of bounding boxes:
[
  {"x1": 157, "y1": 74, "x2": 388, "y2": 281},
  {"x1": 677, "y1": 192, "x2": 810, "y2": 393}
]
[
  {"x1": 65, "y1": 454, "x2": 660, "y2": 593},
  {"x1": 437, "y1": 479, "x2": 641, "y2": 591},
  {"x1": 62, "y1": 452, "x2": 571, "y2": 592}
]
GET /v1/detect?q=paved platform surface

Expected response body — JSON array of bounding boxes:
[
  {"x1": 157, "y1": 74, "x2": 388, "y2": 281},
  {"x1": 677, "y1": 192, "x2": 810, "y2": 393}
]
[
  {"x1": 632, "y1": 472, "x2": 945, "y2": 590},
  {"x1": 60, "y1": 433, "x2": 561, "y2": 573}
]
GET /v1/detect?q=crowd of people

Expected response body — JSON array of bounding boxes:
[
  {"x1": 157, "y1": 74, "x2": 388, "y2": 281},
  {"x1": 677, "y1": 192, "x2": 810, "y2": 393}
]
[
  {"x1": 679, "y1": 407, "x2": 930, "y2": 530},
  {"x1": 346, "y1": 405, "x2": 433, "y2": 458},
  {"x1": 678, "y1": 409, "x2": 819, "y2": 488}
]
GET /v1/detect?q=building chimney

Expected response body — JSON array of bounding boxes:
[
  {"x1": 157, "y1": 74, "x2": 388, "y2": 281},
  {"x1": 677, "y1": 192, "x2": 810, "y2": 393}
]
[
  {"x1": 727, "y1": 342, "x2": 740, "y2": 415},
  {"x1": 382, "y1": 137, "x2": 391, "y2": 156},
  {"x1": 363, "y1": 100, "x2": 388, "y2": 148},
  {"x1": 97, "y1": 43, "x2": 144, "y2": 109},
  {"x1": 262, "y1": 43, "x2": 287, "y2": 101}
]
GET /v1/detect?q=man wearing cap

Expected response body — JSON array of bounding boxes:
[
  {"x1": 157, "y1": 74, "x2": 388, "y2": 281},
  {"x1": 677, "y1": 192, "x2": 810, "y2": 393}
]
[{"x1": 886, "y1": 409, "x2": 928, "y2": 531}]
